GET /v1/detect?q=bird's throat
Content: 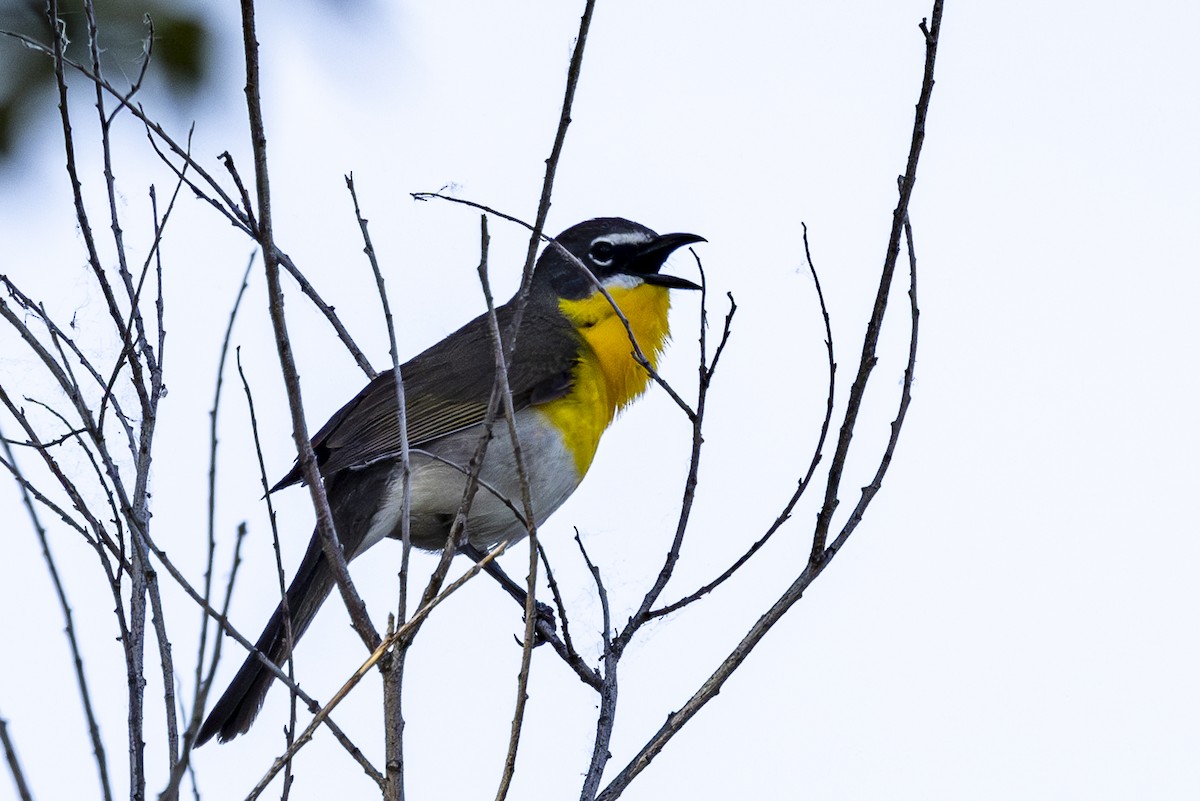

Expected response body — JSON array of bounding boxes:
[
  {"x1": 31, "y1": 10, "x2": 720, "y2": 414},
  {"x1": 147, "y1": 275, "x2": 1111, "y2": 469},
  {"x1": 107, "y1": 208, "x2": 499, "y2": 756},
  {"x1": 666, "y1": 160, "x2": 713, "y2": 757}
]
[{"x1": 541, "y1": 284, "x2": 672, "y2": 474}]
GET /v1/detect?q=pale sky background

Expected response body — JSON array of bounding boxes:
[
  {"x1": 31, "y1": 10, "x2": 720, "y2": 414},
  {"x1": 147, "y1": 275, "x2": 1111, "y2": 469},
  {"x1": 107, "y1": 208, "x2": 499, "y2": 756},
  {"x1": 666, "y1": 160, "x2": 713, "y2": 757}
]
[{"x1": 1, "y1": 1, "x2": 1198, "y2": 799}]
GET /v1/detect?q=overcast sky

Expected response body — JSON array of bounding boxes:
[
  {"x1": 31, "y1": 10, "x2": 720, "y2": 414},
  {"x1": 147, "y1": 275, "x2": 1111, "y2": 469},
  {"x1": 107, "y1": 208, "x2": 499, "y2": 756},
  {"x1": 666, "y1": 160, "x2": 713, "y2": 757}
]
[{"x1": 1, "y1": 1, "x2": 1198, "y2": 799}]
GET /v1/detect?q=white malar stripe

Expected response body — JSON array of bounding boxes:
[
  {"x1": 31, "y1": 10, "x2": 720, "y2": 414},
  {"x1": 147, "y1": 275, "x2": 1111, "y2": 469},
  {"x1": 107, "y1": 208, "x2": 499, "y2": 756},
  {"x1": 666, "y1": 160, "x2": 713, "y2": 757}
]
[{"x1": 601, "y1": 273, "x2": 644, "y2": 291}]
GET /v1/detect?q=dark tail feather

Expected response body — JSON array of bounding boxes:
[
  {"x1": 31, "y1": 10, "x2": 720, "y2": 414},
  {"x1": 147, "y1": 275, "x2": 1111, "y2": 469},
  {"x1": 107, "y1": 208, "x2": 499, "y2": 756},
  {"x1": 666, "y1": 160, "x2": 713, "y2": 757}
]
[{"x1": 196, "y1": 531, "x2": 336, "y2": 745}]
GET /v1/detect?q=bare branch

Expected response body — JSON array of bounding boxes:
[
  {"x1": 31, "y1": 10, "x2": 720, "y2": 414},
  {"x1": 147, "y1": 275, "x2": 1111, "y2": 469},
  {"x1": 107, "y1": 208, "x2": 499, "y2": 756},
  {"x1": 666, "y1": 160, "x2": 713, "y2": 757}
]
[
  {"x1": 346, "y1": 173, "x2": 410, "y2": 800},
  {"x1": 246, "y1": 538, "x2": 527, "y2": 799},
  {"x1": 195, "y1": 255, "x2": 256, "y2": 726},
  {"x1": 617, "y1": 253, "x2": 716, "y2": 639},
  {"x1": 652, "y1": 226, "x2": 833, "y2": 619},
  {"x1": 275, "y1": 250, "x2": 377, "y2": 380},
  {"x1": 577, "y1": 529, "x2": 614, "y2": 801},
  {"x1": 237, "y1": 0, "x2": 379, "y2": 653},
  {"x1": 1, "y1": 426, "x2": 114, "y2": 801},
  {"x1": 811, "y1": 0, "x2": 941, "y2": 562},
  {"x1": 513, "y1": 0, "x2": 599, "y2": 297},
  {"x1": 599, "y1": 6, "x2": 942, "y2": 796},
  {"x1": 477, "y1": 215, "x2": 540, "y2": 801},
  {"x1": 830, "y1": 208, "x2": 920, "y2": 554},
  {"x1": 536, "y1": 540, "x2": 579, "y2": 664},
  {"x1": 236, "y1": 351, "x2": 303, "y2": 792},
  {"x1": 0, "y1": 717, "x2": 34, "y2": 801},
  {"x1": 160, "y1": 522, "x2": 248, "y2": 801}
]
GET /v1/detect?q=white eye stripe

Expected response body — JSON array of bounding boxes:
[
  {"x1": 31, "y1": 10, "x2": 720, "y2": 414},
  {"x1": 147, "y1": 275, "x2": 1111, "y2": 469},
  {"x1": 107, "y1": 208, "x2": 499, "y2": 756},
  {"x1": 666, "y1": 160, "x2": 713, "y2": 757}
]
[{"x1": 598, "y1": 231, "x2": 652, "y2": 247}]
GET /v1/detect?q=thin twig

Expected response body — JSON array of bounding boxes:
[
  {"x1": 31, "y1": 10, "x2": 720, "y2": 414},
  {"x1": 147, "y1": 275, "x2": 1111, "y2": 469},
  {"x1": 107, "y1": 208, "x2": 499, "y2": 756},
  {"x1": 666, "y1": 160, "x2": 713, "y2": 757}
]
[
  {"x1": 236, "y1": 351, "x2": 303, "y2": 790},
  {"x1": 617, "y1": 253, "x2": 716, "y2": 640},
  {"x1": 194, "y1": 254, "x2": 255, "y2": 731},
  {"x1": 536, "y1": 540, "x2": 578, "y2": 663},
  {"x1": 1, "y1": 426, "x2": 114, "y2": 801},
  {"x1": 140, "y1": 183, "x2": 179, "y2": 781},
  {"x1": 345, "y1": 173, "x2": 410, "y2": 801},
  {"x1": 512, "y1": 0, "x2": 599, "y2": 303},
  {"x1": 219, "y1": 152, "x2": 258, "y2": 232},
  {"x1": 651, "y1": 225, "x2": 834, "y2": 619},
  {"x1": 597, "y1": 6, "x2": 942, "y2": 796},
  {"x1": 275, "y1": 250, "x2": 377, "y2": 380},
  {"x1": 245, "y1": 537, "x2": 526, "y2": 800},
  {"x1": 477, "y1": 216, "x2": 541, "y2": 801},
  {"x1": 237, "y1": 0, "x2": 379, "y2": 653},
  {"x1": 829, "y1": 207, "x2": 920, "y2": 553},
  {"x1": 581, "y1": 255, "x2": 717, "y2": 798},
  {"x1": 160, "y1": 522, "x2": 249, "y2": 801},
  {"x1": 576, "y1": 529, "x2": 614, "y2": 801},
  {"x1": 0, "y1": 717, "x2": 34, "y2": 801},
  {"x1": 811, "y1": 1, "x2": 941, "y2": 563}
]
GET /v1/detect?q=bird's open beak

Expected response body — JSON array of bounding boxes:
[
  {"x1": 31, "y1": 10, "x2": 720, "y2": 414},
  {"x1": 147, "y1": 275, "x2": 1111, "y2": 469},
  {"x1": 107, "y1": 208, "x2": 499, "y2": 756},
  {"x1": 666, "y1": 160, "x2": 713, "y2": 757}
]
[{"x1": 634, "y1": 232, "x2": 705, "y2": 290}]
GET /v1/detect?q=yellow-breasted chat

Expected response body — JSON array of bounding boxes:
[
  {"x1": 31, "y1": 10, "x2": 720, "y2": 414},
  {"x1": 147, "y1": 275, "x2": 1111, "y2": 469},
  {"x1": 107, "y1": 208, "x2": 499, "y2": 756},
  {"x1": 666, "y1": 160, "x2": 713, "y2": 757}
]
[{"x1": 197, "y1": 217, "x2": 704, "y2": 744}]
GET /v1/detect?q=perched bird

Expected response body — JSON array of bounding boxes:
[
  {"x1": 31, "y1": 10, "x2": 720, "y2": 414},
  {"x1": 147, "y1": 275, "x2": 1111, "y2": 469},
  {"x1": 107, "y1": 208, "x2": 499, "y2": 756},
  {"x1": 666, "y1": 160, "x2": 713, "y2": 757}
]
[{"x1": 197, "y1": 218, "x2": 703, "y2": 744}]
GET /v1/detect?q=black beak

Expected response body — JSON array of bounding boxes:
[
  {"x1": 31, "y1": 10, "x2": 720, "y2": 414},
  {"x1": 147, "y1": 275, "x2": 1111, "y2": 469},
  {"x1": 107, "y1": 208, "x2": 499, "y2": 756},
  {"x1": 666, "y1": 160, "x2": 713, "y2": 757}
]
[{"x1": 632, "y1": 232, "x2": 705, "y2": 290}]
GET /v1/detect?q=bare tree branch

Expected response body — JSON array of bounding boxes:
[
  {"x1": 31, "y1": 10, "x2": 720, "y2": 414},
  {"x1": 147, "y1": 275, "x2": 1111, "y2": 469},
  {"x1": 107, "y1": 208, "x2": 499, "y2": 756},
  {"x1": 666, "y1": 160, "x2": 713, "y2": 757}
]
[
  {"x1": 195, "y1": 254, "x2": 256, "y2": 730},
  {"x1": 236, "y1": 351, "x2": 302, "y2": 790},
  {"x1": 476, "y1": 215, "x2": 541, "y2": 801},
  {"x1": 651, "y1": 225, "x2": 833, "y2": 619},
  {"x1": 1, "y1": 426, "x2": 114, "y2": 801},
  {"x1": 0, "y1": 717, "x2": 34, "y2": 801},
  {"x1": 246, "y1": 537, "x2": 527, "y2": 799},
  {"x1": 236, "y1": 0, "x2": 380, "y2": 654},
  {"x1": 811, "y1": 1, "x2": 941, "y2": 562}
]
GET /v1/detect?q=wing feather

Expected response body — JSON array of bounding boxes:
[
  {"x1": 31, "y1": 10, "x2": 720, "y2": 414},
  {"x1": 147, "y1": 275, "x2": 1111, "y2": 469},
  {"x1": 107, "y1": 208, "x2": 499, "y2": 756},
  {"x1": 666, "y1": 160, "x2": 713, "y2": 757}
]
[{"x1": 272, "y1": 299, "x2": 579, "y2": 490}]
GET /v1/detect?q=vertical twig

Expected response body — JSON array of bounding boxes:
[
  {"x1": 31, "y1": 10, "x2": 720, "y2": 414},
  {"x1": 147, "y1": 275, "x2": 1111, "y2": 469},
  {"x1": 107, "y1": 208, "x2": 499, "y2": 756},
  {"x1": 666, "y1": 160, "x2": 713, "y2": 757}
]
[
  {"x1": 234, "y1": 351, "x2": 300, "y2": 796},
  {"x1": 477, "y1": 216, "x2": 540, "y2": 801},
  {"x1": 236, "y1": 0, "x2": 379, "y2": 653},
  {"x1": 1, "y1": 427, "x2": 114, "y2": 801},
  {"x1": 194, "y1": 255, "x2": 256, "y2": 725},
  {"x1": 506, "y1": 0, "x2": 598, "y2": 357},
  {"x1": 0, "y1": 717, "x2": 34, "y2": 801},
  {"x1": 142, "y1": 187, "x2": 178, "y2": 781},
  {"x1": 828, "y1": 207, "x2": 921, "y2": 553},
  {"x1": 160, "y1": 523, "x2": 249, "y2": 801},
  {"x1": 245, "y1": 540, "x2": 519, "y2": 798},
  {"x1": 596, "y1": 6, "x2": 941, "y2": 797},
  {"x1": 811, "y1": 1, "x2": 941, "y2": 562},
  {"x1": 345, "y1": 173, "x2": 411, "y2": 801},
  {"x1": 576, "y1": 531, "x2": 614, "y2": 801},
  {"x1": 648, "y1": 223, "x2": 831, "y2": 619}
]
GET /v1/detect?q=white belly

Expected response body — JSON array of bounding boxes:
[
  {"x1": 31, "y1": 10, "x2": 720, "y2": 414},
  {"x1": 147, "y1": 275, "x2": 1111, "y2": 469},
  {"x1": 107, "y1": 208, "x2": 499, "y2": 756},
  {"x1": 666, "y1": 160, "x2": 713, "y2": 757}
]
[{"x1": 358, "y1": 408, "x2": 583, "y2": 552}]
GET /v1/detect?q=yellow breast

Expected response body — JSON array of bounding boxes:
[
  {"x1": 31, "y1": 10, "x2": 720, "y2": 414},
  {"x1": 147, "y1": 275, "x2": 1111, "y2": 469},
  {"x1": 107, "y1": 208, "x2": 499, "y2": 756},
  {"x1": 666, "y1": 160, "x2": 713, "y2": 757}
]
[{"x1": 538, "y1": 282, "x2": 672, "y2": 475}]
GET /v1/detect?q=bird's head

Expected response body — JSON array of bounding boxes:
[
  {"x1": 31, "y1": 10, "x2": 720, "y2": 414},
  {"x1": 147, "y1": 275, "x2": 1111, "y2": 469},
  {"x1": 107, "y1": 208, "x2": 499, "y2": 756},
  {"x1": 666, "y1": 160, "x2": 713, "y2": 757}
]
[{"x1": 535, "y1": 218, "x2": 705, "y2": 300}]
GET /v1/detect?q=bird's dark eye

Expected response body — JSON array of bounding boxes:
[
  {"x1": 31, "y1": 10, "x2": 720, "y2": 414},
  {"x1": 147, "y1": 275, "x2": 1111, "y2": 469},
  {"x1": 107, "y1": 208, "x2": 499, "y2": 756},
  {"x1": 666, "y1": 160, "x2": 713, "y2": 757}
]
[{"x1": 589, "y1": 240, "x2": 615, "y2": 266}]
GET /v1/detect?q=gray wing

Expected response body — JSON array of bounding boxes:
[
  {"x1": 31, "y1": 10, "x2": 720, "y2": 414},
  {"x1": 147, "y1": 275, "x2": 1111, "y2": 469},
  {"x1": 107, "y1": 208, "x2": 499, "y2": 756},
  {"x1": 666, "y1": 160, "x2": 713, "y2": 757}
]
[{"x1": 272, "y1": 301, "x2": 579, "y2": 490}]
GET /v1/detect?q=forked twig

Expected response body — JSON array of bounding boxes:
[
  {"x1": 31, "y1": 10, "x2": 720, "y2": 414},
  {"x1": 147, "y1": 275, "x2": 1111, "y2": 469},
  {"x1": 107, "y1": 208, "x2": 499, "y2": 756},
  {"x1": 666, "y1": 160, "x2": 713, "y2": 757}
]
[
  {"x1": 596, "y1": 4, "x2": 940, "y2": 797},
  {"x1": 810, "y1": 2, "x2": 941, "y2": 562},
  {"x1": 651, "y1": 225, "x2": 834, "y2": 619}
]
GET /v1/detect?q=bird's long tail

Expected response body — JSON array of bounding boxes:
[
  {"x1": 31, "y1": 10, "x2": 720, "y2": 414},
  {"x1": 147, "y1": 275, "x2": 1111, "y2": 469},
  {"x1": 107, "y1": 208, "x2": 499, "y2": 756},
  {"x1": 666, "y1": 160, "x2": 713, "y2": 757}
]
[{"x1": 195, "y1": 530, "x2": 337, "y2": 745}]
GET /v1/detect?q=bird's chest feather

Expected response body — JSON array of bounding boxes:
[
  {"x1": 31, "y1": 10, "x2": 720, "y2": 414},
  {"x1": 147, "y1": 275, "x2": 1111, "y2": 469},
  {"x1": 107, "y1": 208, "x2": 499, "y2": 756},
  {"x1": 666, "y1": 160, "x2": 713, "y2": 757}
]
[{"x1": 540, "y1": 283, "x2": 671, "y2": 474}]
